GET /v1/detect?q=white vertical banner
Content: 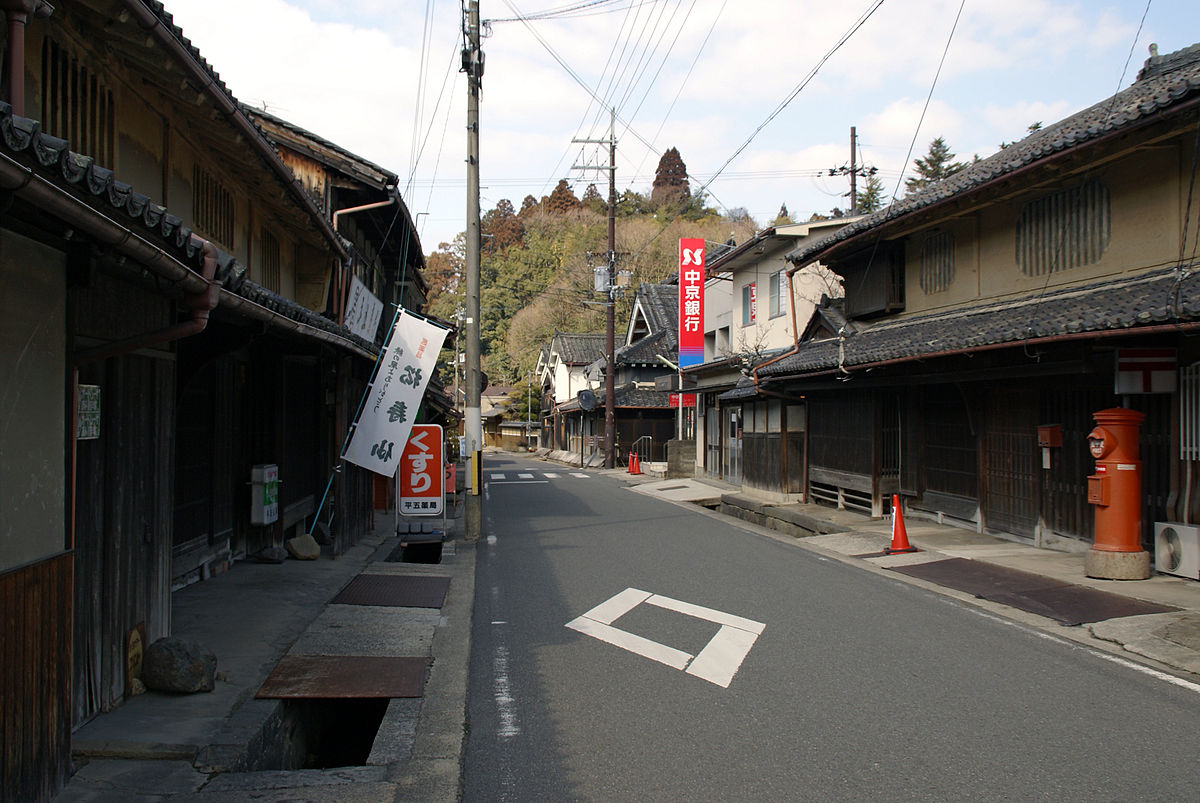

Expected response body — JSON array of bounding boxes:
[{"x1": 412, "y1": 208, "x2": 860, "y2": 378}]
[{"x1": 342, "y1": 310, "x2": 448, "y2": 477}]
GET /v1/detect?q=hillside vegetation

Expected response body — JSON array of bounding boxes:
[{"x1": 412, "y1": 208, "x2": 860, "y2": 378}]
[{"x1": 424, "y1": 162, "x2": 760, "y2": 384}]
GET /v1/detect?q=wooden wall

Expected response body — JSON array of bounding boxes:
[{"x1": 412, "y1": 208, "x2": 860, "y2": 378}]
[
  {"x1": 1, "y1": 553, "x2": 73, "y2": 802},
  {"x1": 73, "y1": 353, "x2": 175, "y2": 724}
]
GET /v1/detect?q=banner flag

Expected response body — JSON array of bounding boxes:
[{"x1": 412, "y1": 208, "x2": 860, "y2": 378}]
[
  {"x1": 342, "y1": 310, "x2": 448, "y2": 476},
  {"x1": 678, "y1": 238, "x2": 705, "y2": 368}
]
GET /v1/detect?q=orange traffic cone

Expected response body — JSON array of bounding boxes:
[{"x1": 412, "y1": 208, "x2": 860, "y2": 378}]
[
  {"x1": 631, "y1": 452, "x2": 642, "y2": 475},
  {"x1": 884, "y1": 494, "x2": 917, "y2": 554}
]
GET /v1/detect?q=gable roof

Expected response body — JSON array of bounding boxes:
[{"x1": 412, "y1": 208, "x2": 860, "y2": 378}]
[
  {"x1": 552, "y1": 332, "x2": 606, "y2": 365},
  {"x1": 786, "y1": 41, "x2": 1200, "y2": 269},
  {"x1": 618, "y1": 282, "x2": 678, "y2": 365}
]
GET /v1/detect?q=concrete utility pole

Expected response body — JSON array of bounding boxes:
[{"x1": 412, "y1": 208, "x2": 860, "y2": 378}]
[
  {"x1": 828, "y1": 126, "x2": 876, "y2": 216},
  {"x1": 573, "y1": 109, "x2": 617, "y2": 468},
  {"x1": 464, "y1": 0, "x2": 483, "y2": 539}
]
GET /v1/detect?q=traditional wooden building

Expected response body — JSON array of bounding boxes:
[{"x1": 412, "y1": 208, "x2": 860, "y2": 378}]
[
  {"x1": 0, "y1": 3, "x2": 429, "y2": 799},
  {"x1": 555, "y1": 282, "x2": 679, "y2": 463},
  {"x1": 748, "y1": 42, "x2": 1200, "y2": 551}
]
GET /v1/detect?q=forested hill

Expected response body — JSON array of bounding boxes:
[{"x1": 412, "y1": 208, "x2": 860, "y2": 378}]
[{"x1": 422, "y1": 174, "x2": 760, "y2": 385}]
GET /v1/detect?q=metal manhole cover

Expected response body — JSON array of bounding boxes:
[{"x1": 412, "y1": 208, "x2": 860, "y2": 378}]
[
  {"x1": 256, "y1": 655, "x2": 428, "y2": 698},
  {"x1": 331, "y1": 574, "x2": 450, "y2": 608}
]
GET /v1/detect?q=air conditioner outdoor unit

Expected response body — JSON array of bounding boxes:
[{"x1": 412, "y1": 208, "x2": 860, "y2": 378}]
[{"x1": 1153, "y1": 522, "x2": 1200, "y2": 580}]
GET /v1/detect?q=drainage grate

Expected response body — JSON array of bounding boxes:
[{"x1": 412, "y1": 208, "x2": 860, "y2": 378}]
[
  {"x1": 257, "y1": 655, "x2": 428, "y2": 699},
  {"x1": 331, "y1": 574, "x2": 450, "y2": 608},
  {"x1": 889, "y1": 558, "x2": 1179, "y2": 625}
]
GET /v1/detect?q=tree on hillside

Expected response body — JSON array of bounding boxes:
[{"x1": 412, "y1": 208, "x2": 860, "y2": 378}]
[
  {"x1": 423, "y1": 242, "x2": 461, "y2": 304},
  {"x1": 904, "y1": 137, "x2": 967, "y2": 195},
  {"x1": 519, "y1": 194, "x2": 539, "y2": 217},
  {"x1": 855, "y1": 174, "x2": 886, "y2": 214},
  {"x1": 582, "y1": 183, "x2": 606, "y2": 214},
  {"x1": 544, "y1": 179, "x2": 581, "y2": 215},
  {"x1": 482, "y1": 198, "x2": 525, "y2": 251},
  {"x1": 615, "y1": 189, "x2": 652, "y2": 218},
  {"x1": 651, "y1": 147, "x2": 690, "y2": 207}
]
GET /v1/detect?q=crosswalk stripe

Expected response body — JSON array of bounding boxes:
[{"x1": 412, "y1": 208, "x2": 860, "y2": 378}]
[
  {"x1": 518, "y1": 473, "x2": 534, "y2": 479},
  {"x1": 491, "y1": 473, "x2": 506, "y2": 480},
  {"x1": 544, "y1": 472, "x2": 560, "y2": 478},
  {"x1": 570, "y1": 472, "x2": 588, "y2": 478}
]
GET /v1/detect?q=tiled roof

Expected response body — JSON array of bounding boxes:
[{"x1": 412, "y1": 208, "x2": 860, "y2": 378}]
[
  {"x1": 553, "y1": 332, "x2": 605, "y2": 365},
  {"x1": 0, "y1": 101, "x2": 376, "y2": 357},
  {"x1": 556, "y1": 383, "x2": 672, "y2": 411},
  {"x1": 786, "y1": 41, "x2": 1200, "y2": 267},
  {"x1": 757, "y1": 265, "x2": 1200, "y2": 380},
  {"x1": 618, "y1": 282, "x2": 678, "y2": 364}
]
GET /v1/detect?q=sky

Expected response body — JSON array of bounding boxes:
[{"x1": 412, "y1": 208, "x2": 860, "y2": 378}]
[{"x1": 159, "y1": 0, "x2": 1200, "y2": 256}]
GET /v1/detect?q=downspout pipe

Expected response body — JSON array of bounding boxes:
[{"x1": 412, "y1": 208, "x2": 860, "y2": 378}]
[
  {"x1": 0, "y1": 1, "x2": 51, "y2": 116},
  {"x1": 749, "y1": 269, "x2": 803, "y2": 392},
  {"x1": 331, "y1": 197, "x2": 396, "y2": 325},
  {"x1": 121, "y1": 0, "x2": 348, "y2": 263},
  {"x1": 75, "y1": 238, "x2": 219, "y2": 364}
]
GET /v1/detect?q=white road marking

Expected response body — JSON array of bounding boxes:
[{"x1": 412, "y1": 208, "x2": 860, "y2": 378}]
[
  {"x1": 544, "y1": 472, "x2": 560, "y2": 478},
  {"x1": 566, "y1": 587, "x2": 764, "y2": 688},
  {"x1": 686, "y1": 626, "x2": 761, "y2": 687},
  {"x1": 570, "y1": 473, "x2": 589, "y2": 478},
  {"x1": 491, "y1": 473, "x2": 506, "y2": 480},
  {"x1": 518, "y1": 473, "x2": 534, "y2": 479},
  {"x1": 648, "y1": 594, "x2": 766, "y2": 634},
  {"x1": 565, "y1": 617, "x2": 692, "y2": 670},
  {"x1": 493, "y1": 644, "x2": 520, "y2": 739}
]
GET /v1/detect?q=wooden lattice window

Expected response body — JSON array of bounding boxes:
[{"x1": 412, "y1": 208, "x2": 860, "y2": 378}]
[
  {"x1": 920, "y1": 231, "x2": 955, "y2": 294},
  {"x1": 40, "y1": 38, "x2": 115, "y2": 166},
  {"x1": 193, "y1": 166, "x2": 234, "y2": 248},
  {"x1": 1016, "y1": 179, "x2": 1110, "y2": 277},
  {"x1": 260, "y1": 229, "x2": 280, "y2": 292}
]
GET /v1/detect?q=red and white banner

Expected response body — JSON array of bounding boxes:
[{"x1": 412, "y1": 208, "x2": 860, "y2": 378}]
[
  {"x1": 678, "y1": 238, "x2": 705, "y2": 368},
  {"x1": 400, "y1": 424, "x2": 444, "y2": 515},
  {"x1": 669, "y1": 393, "x2": 696, "y2": 408},
  {"x1": 343, "y1": 310, "x2": 448, "y2": 476}
]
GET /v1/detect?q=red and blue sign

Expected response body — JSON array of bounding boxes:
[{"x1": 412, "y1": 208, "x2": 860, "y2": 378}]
[{"x1": 678, "y1": 238, "x2": 705, "y2": 368}]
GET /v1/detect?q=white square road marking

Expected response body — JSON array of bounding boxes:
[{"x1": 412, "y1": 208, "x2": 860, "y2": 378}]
[
  {"x1": 518, "y1": 473, "x2": 534, "y2": 479},
  {"x1": 491, "y1": 473, "x2": 506, "y2": 480},
  {"x1": 544, "y1": 472, "x2": 560, "y2": 478},
  {"x1": 565, "y1": 587, "x2": 764, "y2": 688},
  {"x1": 570, "y1": 473, "x2": 589, "y2": 478}
]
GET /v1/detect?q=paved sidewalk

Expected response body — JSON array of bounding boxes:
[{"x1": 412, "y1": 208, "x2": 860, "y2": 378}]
[
  {"x1": 55, "y1": 504, "x2": 473, "y2": 802},
  {"x1": 625, "y1": 475, "x2": 1200, "y2": 681}
]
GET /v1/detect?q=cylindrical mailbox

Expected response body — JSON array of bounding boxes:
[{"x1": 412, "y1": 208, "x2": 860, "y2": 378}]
[{"x1": 1085, "y1": 407, "x2": 1149, "y2": 579}]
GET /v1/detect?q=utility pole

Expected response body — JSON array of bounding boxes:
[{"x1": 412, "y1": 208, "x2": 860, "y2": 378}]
[
  {"x1": 849, "y1": 126, "x2": 857, "y2": 216},
  {"x1": 573, "y1": 109, "x2": 618, "y2": 468},
  {"x1": 828, "y1": 126, "x2": 877, "y2": 216},
  {"x1": 463, "y1": 0, "x2": 483, "y2": 539}
]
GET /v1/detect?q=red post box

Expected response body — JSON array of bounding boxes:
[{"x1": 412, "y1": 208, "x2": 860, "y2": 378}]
[{"x1": 1084, "y1": 407, "x2": 1150, "y2": 579}]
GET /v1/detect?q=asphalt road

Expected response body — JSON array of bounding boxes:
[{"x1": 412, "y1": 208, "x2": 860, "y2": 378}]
[{"x1": 464, "y1": 453, "x2": 1200, "y2": 801}]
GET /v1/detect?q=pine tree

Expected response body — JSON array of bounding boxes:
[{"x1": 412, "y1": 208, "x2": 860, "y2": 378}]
[
  {"x1": 651, "y1": 147, "x2": 690, "y2": 206},
  {"x1": 904, "y1": 137, "x2": 966, "y2": 195},
  {"x1": 544, "y1": 179, "x2": 580, "y2": 215},
  {"x1": 855, "y1": 174, "x2": 885, "y2": 214}
]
